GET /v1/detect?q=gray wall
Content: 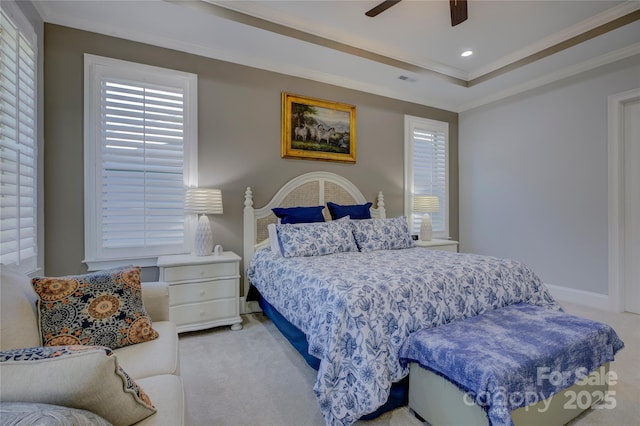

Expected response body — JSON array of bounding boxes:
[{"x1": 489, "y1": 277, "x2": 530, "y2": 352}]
[
  {"x1": 459, "y1": 56, "x2": 640, "y2": 295},
  {"x1": 44, "y1": 24, "x2": 458, "y2": 278}
]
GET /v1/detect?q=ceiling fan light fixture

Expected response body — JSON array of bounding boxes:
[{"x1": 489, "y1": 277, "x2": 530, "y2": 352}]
[
  {"x1": 365, "y1": 0, "x2": 402, "y2": 17},
  {"x1": 461, "y1": 50, "x2": 473, "y2": 57},
  {"x1": 450, "y1": 0, "x2": 469, "y2": 26},
  {"x1": 367, "y1": 0, "x2": 469, "y2": 27}
]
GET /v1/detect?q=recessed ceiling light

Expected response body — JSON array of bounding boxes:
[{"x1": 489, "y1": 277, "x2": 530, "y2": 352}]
[{"x1": 461, "y1": 50, "x2": 473, "y2": 57}]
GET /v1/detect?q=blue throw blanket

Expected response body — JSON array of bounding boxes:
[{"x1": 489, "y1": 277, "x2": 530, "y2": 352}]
[{"x1": 399, "y1": 303, "x2": 624, "y2": 426}]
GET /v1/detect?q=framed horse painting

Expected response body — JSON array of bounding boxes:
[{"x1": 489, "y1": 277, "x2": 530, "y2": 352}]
[{"x1": 281, "y1": 92, "x2": 356, "y2": 163}]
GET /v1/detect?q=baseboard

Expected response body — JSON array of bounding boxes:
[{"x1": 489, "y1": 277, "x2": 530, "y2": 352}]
[{"x1": 545, "y1": 283, "x2": 611, "y2": 311}]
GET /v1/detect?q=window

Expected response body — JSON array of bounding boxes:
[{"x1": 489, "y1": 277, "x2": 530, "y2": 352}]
[
  {"x1": 0, "y1": 3, "x2": 38, "y2": 274},
  {"x1": 404, "y1": 115, "x2": 449, "y2": 239},
  {"x1": 84, "y1": 55, "x2": 197, "y2": 270}
]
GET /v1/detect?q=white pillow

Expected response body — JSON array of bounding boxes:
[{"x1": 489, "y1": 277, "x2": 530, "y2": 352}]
[
  {"x1": 267, "y1": 223, "x2": 283, "y2": 257},
  {"x1": 0, "y1": 402, "x2": 112, "y2": 426},
  {"x1": 0, "y1": 345, "x2": 156, "y2": 425}
]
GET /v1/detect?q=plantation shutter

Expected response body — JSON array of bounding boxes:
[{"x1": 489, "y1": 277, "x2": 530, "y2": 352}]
[
  {"x1": 85, "y1": 55, "x2": 197, "y2": 267},
  {"x1": 407, "y1": 117, "x2": 449, "y2": 237},
  {"x1": 99, "y1": 80, "x2": 186, "y2": 249},
  {"x1": 0, "y1": 7, "x2": 38, "y2": 272}
]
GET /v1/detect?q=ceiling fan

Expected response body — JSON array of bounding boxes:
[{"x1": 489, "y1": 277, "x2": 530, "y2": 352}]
[{"x1": 365, "y1": 0, "x2": 468, "y2": 27}]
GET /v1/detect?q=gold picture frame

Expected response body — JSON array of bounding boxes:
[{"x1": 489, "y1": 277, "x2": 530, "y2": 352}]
[{"x1": 281, "y1": 92, "x2": 356, "y2": 163}]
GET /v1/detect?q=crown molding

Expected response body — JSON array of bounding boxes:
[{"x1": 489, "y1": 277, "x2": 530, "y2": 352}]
[
  {"x1": 468, "y1": 1, "x2": 640, "y2": 80},
  {"x1": 460, "y1": 43, "x2": 640, "y2": 112}
]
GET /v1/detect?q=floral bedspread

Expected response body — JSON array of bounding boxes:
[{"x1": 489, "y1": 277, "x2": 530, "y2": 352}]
[{"x1": 247, "y1": 247, "x2": 561, "y2": 426}]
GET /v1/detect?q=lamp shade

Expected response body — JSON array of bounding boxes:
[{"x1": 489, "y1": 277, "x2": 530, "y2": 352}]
[
  {"x1": 185, "y1": 188, "x2": 223, "y2": 256},
  {"x1": 413, "y1": 195, "x2": 440, "y2": 213},
  {"x1": 184, "y1": 188, "x2": 223, "y2": 215},
  {"x1": 413, "y1": 195, "x2": 439, "y2": 242}
]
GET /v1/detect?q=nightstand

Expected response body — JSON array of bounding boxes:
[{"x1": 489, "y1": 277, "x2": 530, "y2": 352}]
[
  {"x1": 414, "y1": 239, "x2": 459, "y2": 252},
  {"x1": 157, "y1": 252, "x2": 242, "y2": 333}
]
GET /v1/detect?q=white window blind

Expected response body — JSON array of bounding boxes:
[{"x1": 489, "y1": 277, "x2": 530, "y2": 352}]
[
  {"x1": 404, "y1": 116, "x2": 449, "y2": 238},
  {"x1": 0, "y1": 5, "x2": 38, "y2": 273},
  {"x1": 84, "y1": 55, "x2": 197, "y2": 269}
]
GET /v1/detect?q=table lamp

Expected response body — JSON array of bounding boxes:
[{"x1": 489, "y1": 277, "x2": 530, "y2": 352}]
[
  {"x1": 185, "y1": 188, "x2": 223, "y2": 256},
  {"x1": 413, "y1": 195, "x2": 440, "y2": 241}
]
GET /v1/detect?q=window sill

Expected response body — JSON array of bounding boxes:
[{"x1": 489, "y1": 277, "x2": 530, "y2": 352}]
[{"x1": 83, "y1": 256, "x2": 169, "y2": 271}]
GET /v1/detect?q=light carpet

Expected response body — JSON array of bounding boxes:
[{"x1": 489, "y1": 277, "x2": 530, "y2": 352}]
[{"x1": 178, "y1": 302, "x2": 639, "y2": 426}]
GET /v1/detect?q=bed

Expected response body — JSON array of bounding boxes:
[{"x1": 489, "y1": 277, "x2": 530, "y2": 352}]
[{"x1": 242, "y1": 172, "x2": 564, "y2": 426}]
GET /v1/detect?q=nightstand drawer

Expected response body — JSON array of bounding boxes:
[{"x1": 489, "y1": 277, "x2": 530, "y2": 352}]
[
  {"x1": 162, "y1": 262, "x2": 238, "y2": 282},
  {"x1": 157, "y1": 251, "x2": 242, "y2": 332},
  {"x1": 169, "y1": 279, "x2": 237, "y2": 305},
  {"x1": 170, "y1": 299, "x2": 237, "y2": 326}
]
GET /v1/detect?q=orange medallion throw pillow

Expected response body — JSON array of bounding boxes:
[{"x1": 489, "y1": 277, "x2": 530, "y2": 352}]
[{"x1": 31, "y1": 266, "x2": 159, "y2": 349}]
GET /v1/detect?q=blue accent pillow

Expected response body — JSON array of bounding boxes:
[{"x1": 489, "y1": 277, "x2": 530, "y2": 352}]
[
  {"x1": 327, "y1": 202, "x2": 372, "y2": 220},
  {"x1": 272, "y1": 206, "x2": 325, "y2": 224}
]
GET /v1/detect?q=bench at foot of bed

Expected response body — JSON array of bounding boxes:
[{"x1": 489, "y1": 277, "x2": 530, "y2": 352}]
[
  {"x1": 409, "y1": 362, "x2": 610, "y2": 426},
  {"x1": 400, "y1": 303, "x2": 624, "y2": 426}
]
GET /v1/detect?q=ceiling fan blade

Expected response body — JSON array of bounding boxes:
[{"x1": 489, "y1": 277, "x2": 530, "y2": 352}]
[
  {"x1": 450, "y1": 0, "x2": 468, "y2": 26},
  {"x1": 365, "y1": 0, "x2": 402, "y2": 18}
]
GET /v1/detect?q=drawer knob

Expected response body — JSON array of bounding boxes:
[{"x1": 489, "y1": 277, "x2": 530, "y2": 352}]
[
  {"x1": 200, "y1": 290, "x2": 205, "y2": 296},
  {"x1": 200, "y1": 311, "x2": 205, "y2": 317}
]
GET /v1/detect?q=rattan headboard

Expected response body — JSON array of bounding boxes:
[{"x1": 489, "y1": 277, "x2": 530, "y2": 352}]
[{"x1": 242, "y1": 171, "x2": 385, "y2": 303}]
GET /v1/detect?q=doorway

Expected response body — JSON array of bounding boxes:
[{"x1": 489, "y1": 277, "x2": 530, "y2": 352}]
[
  {"x1": 609, "y1": 88, "x2": 640, "y2": 314},
  {"x1": 623, "y1": 98, "x2": 639, "y2": 314}
]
